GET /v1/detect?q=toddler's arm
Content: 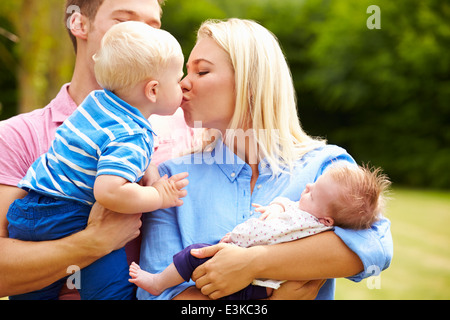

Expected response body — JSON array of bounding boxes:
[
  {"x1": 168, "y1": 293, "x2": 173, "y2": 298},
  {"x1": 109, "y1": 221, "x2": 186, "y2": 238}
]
[{"x1": 94, "y1": 172, "x2": 189, "y2": 214}]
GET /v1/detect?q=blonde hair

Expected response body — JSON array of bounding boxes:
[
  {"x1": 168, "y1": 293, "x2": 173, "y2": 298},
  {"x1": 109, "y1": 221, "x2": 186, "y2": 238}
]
[
  {"x1": 93, "y1": 21, "x2": 183, "y2": 92},
  {"x1": 197, "y1": 19, "x2": 326, "y2": 175},
  {"x1": 326, "y1": 165, "x2": 391, "y2": 230}
]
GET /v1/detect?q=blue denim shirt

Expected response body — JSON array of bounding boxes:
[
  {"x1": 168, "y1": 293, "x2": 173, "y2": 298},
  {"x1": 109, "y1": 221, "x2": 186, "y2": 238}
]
[{"x1": 138, "y1": 142, "x2": 393, "y2": 300}]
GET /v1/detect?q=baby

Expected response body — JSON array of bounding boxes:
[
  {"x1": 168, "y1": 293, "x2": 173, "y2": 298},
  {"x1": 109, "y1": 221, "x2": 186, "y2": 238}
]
[
  {"x1": 129, "y1": 164, "x2": 391, "y2": 300},
  {"x1": 7, "y1": 21, "x2": 188, "y2": 300}
]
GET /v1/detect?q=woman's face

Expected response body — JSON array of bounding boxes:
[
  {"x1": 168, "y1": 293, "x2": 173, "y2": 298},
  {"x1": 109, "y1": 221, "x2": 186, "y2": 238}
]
[{"x1": 180, "y1": 37, "x2": 236, "y2": 132}]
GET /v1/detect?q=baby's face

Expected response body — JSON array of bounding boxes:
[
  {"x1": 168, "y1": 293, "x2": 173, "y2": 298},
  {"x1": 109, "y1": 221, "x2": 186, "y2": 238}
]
[
  {"x1": 298, "y1": 173, "x2": 340, "y2": 220},
  {"x1": 153, "y1": 54, "x2": 185, "y2": 116}
]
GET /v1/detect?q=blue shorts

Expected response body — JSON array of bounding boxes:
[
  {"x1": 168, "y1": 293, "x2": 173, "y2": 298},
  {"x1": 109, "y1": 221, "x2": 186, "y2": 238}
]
[{"x1": 7, "y1": 191, "x2": 135, "y2": 300}]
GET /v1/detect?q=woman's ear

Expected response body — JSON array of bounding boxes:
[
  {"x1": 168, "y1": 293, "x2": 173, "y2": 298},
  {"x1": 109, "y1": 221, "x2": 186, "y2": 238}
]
[
  {"x1": 69, "y1": 12, "x2": 89, "y2": 41},
  {"x1": 144, "y1": 80, "x2": 159, "y2": 104}
]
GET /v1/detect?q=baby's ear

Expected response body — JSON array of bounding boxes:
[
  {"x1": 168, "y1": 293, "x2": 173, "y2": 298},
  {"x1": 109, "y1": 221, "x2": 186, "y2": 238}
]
[
  {"x1": 319, "y1": 217, "x2": 334, "y2": 227},
  {"x1": 144, "y1": 80, "x2": 159, "y2": 103}
]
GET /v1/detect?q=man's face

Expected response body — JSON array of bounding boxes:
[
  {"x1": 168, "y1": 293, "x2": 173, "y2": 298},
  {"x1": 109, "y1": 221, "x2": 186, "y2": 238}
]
[{"x1": 85, "y1": 0, "x2": 162, "y2": 66}]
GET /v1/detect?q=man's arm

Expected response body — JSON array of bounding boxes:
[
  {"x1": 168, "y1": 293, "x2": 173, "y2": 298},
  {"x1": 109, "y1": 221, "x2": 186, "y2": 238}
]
[{"x1": 0, "y1": 184, "x2": 142, "y2": 297}]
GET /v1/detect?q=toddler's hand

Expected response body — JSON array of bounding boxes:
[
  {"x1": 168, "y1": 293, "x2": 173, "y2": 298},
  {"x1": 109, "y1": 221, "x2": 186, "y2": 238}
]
[
  {"x1": 152, "y1": 172, "x2": 189, "y2": 209},
  {"x1": 140, "y1": 164, "x2": 160, "y2": 187}
]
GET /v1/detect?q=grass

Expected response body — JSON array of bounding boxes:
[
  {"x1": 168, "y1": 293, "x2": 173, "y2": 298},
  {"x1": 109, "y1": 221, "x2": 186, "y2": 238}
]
[{"x1": 335, "y1": 187, "x2": 450, "y2": 300}]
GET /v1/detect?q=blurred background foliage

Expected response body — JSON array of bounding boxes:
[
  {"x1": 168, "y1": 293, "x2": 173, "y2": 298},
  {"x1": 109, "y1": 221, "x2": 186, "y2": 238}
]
[{"x1": 0, "y1": 0, "x2": 449, "y2": 189}]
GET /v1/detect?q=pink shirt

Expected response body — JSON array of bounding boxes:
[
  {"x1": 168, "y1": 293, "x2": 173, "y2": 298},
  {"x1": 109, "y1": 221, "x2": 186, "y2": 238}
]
[
  {"x1": 0, "y1": 83, "x2": 198, "y2": 299},
  {"x1": 0, "y1": 84, "x2": 76, "y2": 187}
]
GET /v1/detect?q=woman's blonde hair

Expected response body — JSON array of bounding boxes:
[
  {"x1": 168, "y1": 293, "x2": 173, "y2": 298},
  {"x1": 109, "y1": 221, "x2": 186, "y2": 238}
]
[
  {"x1": 94, "y1": 21, "x2": 182, "y2": 93},
  {"x1": 197, "y1": 19, "x2": 326, "y2": 175}
]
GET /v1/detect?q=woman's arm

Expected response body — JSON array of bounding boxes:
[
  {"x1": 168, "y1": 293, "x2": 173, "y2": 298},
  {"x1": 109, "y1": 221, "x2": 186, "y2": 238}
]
[
  {"x1": 191, "y1": 231, "x2": 363, "y2": 300},
  {"x1": 0, "y1": 184, "x2": 142, "y2": 297}
]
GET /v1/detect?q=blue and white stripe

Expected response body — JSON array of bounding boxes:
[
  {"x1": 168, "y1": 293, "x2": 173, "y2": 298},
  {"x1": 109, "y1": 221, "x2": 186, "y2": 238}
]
[{"x1": 19, "y1": 90, "x2": 155, "y2": 205}]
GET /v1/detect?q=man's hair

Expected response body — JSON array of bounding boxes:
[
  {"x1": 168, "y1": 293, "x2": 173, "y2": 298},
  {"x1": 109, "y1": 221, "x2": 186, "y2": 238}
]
[
  {"x1": 64, "y1": 0, "x2": 166, "y2": 52},
  {"x1": 327, "y1": 165, "x2": 391, "y2": 230},
  {"x1": 93, "y1": 21, "x2": 182, "y2": 92}
]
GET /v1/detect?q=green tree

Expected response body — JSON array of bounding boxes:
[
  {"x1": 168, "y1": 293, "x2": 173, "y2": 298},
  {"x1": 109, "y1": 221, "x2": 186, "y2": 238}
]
[{"x1": 299, "y1": 0, "x2": 450, "y2": 188}]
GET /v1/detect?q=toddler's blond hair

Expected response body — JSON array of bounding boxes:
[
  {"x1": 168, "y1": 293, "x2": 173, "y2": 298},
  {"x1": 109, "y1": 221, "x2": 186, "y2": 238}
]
[{"x1": 94, "y1": 21, "x2": 183, "y2": 92}]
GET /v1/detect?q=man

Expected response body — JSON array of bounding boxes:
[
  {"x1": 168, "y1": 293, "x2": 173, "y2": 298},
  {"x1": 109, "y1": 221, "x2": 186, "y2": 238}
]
[{"x1": 0, "y1": 0, "x2": 196, "y2": 298}]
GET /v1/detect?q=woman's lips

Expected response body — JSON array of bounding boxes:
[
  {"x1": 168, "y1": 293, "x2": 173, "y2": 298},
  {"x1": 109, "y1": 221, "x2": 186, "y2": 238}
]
[{"x1": 181, "y1": 96, "x2": 190, "y2": 107}]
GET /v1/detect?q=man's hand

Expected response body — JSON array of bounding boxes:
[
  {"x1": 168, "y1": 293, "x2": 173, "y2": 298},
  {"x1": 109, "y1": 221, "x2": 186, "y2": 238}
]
[{"x1": 87, "y1": 202, "x2": 142, "y2": 252}]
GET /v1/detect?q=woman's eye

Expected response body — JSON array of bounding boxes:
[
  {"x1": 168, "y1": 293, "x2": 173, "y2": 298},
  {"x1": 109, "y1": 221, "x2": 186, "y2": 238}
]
[{"x1": 198, "y1": 71, "x2": 209, "y2": 76}]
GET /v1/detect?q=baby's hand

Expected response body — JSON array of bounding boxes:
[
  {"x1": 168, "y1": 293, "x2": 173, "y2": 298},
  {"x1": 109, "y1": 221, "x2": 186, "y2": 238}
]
[
  {"x1": 220, "y1": 232, "x2": 232, "y2": 243},
  {"x1": 253, "y1": 203, "x2": 284, "y2": 220},
  {"x1": 152, "y1": 172, "x2": 189, "y2": 209},
  {"x1": 252, "y1": 203, "x2": 270, "y2": 220}
]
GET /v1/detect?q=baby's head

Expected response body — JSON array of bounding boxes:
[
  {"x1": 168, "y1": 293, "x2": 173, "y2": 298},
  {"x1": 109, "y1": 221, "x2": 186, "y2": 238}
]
[
  {"x1": 93, "y1": 21, "x2": 184, "y2": 114},
  {"x1": 300, "y1": 165, "x2": 391, "y2": 230}
]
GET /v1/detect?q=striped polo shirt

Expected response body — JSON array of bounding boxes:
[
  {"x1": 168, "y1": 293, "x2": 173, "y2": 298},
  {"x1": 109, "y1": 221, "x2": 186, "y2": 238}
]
[{"x1": 19, "y1": 90, "x2": 155, "y2": 205}]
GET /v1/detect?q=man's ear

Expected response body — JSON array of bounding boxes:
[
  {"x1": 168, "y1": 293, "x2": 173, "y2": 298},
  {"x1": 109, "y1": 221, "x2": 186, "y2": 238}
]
[
  {"x1": 144, "y1": 80, "x2": 159, "y2": 104},
  {"x1": 69, "y1": 12, "x2": 89, "y2": 41}
]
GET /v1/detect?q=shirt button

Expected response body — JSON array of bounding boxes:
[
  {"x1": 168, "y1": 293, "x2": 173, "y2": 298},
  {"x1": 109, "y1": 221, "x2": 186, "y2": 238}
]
[
  {"x1": 231, "y1": 172, "x2": 236, "y2": 178},
  {"x1": 257, "y1": 185, "x2": 262, "y2": 189}
]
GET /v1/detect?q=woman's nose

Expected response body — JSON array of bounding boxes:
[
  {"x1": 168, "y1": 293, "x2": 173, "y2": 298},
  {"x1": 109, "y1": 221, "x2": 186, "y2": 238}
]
[{"x1": 180, "y1": 75, "x2": 191, "y2": 92}]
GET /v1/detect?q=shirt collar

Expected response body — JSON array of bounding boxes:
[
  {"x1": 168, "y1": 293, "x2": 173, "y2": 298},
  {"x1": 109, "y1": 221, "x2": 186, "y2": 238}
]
[
  {"x1": 203, "y1": 140, "x2": 247, "y2": 182},
  {"x1": 50, "y1": 83, "x2": 78, "y2": 123},
  {"x1": 206, "y1": 139, "x2": 277, "y2": 182},
  {"x1": 103, "y1": 90, "x2": 155, "y2": 135}
]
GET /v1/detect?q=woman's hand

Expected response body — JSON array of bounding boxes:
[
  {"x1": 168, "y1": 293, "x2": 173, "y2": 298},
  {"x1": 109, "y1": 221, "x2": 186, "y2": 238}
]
[
  {"x1": 190, "y1": 243, "x2": 257, "y2": 300},
  {"x1": 190, "y1": 243, "x2": 326, "y2": 300}
]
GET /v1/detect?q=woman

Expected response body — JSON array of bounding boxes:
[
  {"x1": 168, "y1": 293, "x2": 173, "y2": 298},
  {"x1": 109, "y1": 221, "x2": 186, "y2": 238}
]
[{"x1": 137, "y1": 19, "x2": 393, "y2": 300}]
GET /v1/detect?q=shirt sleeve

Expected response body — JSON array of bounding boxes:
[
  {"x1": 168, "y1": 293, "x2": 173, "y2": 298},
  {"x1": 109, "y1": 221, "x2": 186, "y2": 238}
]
[
  {"x1": 0, "y1": 118, "x2": 40, "y2": 186},
  {"x1": 334, "y1": 217, "x2": 393, "y2": 282},
  {"x1": 97, "y1": 133, "x2": 152, "y2": 183}
]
